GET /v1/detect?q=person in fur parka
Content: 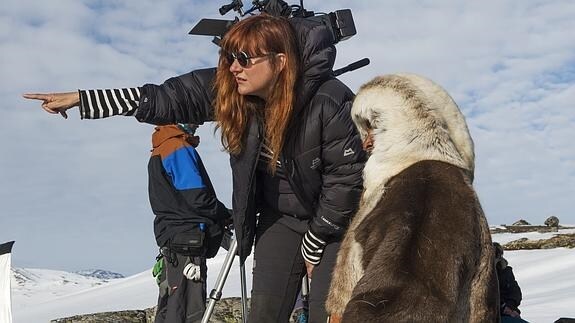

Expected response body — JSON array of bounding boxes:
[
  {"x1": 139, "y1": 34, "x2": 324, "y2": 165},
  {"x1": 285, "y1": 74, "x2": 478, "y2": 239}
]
[{"x1": 326, "y1": 74, "x2": 500, "y2": 323}]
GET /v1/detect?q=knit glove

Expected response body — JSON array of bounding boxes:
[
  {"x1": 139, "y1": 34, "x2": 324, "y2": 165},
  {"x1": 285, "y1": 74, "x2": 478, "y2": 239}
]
[
  {"x1": 183, "y1": 258, "x2": 202, "y2": 281},
  {"x1": 301, "y1": 230, "x2": 327, "y2": 265}
]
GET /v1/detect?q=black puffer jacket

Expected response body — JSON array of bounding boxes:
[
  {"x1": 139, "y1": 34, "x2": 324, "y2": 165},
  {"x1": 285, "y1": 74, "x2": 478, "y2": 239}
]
[
  {"x1": 497, "y1": 261, "x2": 523, "y2": 314},
  {"x1": 136, "y1": 18, "x2": 365, "y2": 263}
]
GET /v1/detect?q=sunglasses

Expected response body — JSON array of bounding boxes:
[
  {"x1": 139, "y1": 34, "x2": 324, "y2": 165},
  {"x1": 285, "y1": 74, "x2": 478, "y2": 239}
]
[{"x1": 225, "y1": 51, "x2": 276, "y2": 68}]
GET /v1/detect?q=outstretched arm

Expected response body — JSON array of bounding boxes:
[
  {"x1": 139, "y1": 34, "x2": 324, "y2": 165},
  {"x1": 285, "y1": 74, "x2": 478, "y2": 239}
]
[
  {"x1": 24, "y1": 87, "x2": 143, "y2": 119},
  {"x1": 23, "y1": 68, "x2": 217, "y2": 125}
]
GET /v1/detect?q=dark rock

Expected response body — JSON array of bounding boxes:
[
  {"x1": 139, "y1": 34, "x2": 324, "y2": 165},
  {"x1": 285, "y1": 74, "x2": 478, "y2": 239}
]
[
  {"x1": 490, "y1": 225, "x2": 558, "y2": 234},
  {"x1": 489, "y1": 227, "x2": 508, "y2": 234},
  {"x1": 75, "y1": 269, "x2": 125, "y2": 280},
  {"x1": 51, "y1": 309, "x2": 152, "y2": 323},
  {"x1": 207, "y1": 297, "x2": 249, "y2": 323},
  {"x1": 512, "y1": 219, "x2": 531, "y2": 225},
  {"x1": 554, "y1": 318, "x2": 575, "y2": 323},
  {"x1": 52, "y1": 297, "x2": 306, "y2": 323},
  {"x1": 503, "y1": 234, "x2": 575, "y2": 250},
  {"x1": 545, "y1": 216, "x2": 560, "y2": 227}
]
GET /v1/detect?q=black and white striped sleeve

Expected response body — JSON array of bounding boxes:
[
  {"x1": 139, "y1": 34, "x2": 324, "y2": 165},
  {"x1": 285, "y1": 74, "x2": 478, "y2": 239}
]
[
  {"x1": 301, "y1": 230, "x2": 327, "y2": 265},
  {"x1": 78, "y1": 87, "x2": 141, "y2": 119}
]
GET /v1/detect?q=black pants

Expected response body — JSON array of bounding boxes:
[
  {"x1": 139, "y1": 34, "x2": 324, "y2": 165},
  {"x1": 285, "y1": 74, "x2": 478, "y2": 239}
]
[
  {"x1": 249, "y1": 211, "x2": 340, "y2": 323},
  {"x1": 155, "y1": 254, "x2": 207, "y2": 323}
]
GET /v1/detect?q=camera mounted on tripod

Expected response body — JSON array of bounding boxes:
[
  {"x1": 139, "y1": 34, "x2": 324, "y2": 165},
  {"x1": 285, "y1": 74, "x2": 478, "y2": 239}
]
[
  {"x1": 189, "y1": 0, "x2": 369, "y2": 76},
  {"x1": 190, "y1": 0, "x2": 356, "y2": 46}
]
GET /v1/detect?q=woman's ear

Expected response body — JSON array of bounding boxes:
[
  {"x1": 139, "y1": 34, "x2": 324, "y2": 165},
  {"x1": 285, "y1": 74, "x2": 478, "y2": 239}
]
[{"x1": 276, "y1": 53, "x2": 287, "y2": 72}]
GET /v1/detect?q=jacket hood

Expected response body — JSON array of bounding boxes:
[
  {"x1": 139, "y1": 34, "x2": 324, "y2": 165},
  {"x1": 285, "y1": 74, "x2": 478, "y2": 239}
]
[
  {"x1": 290, "y1": 17, "x2": 337, "y2": 111},
  {"x1": 152, "y1": 125, "x2": 187, "y2": 149}
]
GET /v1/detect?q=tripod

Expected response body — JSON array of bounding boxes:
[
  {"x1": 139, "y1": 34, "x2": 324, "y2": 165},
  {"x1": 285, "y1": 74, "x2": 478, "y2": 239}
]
[
  {"x1": 202, "y1": 237, "x2": 249, "y2": 323},
  {"x1": 201, "y1": 236, "x2": 311, "y2": 323}
]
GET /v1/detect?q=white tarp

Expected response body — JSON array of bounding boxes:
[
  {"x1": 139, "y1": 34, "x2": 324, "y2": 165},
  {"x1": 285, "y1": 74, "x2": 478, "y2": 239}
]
[{"x1": 0, "y1": 241, "x2": 15, "y2": 323}]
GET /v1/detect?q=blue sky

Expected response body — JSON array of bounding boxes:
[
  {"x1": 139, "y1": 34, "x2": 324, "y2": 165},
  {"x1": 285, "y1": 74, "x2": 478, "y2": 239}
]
[{"x1": 1, "y1": 0, "x2": 574, "y2": 275}]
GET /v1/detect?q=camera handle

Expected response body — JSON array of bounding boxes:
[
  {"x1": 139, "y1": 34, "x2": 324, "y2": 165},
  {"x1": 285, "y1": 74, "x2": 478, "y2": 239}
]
[
  {"x1": 333, "y1": 58, "x2": 370, "y2": 77},
  {"x1": 219, "y1": 0, "x2": 244, "y2": 16}
]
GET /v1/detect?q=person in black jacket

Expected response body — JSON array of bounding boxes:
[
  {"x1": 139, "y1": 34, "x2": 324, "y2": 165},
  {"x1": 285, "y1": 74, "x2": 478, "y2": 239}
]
[
  {"x1": 149, "y1": 123, "x2": 230, "y2": 323},
  {"x1": 493, "y1": 242, "x2": 529, "y2": 323},
  {"x1": 24, "y1": 14, "x2": 365, "y2": 323}
]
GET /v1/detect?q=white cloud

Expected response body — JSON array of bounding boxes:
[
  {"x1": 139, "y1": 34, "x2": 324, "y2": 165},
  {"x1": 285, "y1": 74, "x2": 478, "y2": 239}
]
[{"x1": 1, "y1": 0, "x2": 574, "y2": 274}]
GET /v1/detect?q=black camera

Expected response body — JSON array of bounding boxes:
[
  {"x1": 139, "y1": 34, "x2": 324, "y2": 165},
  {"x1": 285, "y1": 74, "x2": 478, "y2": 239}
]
[
  {"x1": 304, "y1": 9, "x2": 356, "y2": 44},
  {"x1": 189, "y1": 0, "x2": 368, "y2": 76},
  {"x1": 189, "y1": 0, "x2": 356, "y2": 45}
]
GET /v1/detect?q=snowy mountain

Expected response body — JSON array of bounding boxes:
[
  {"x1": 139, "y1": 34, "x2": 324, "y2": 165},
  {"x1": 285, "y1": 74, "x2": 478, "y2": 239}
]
[
  {"x1": 11, "y1": 267, "x2": 112, "y2": 306},
  {"x1": 11, "y1": 248, "x2": 254, "y2": 323},
  {"x1": 74, "y1": 269, "x2": 124, "y2": 280},
  {"x1": 10, "y1": 229, "x2": 575, "y2": 323}
]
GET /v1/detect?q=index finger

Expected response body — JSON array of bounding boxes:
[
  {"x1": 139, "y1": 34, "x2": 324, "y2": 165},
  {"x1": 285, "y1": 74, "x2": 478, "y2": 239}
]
[{"x1": 22, "y1": 93, "x2": 50, "y2": 100}]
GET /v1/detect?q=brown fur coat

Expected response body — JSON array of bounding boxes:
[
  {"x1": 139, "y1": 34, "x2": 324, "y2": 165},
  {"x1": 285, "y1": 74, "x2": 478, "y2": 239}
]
[{"x1": 326, "y1": 74, "x2": 499, "y2": 322}]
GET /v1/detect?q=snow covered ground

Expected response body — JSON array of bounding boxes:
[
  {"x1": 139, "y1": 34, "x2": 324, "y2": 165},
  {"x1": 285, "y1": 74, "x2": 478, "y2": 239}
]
[
  {"x1": 11, "y1": 229, "x2": 575, "y2": 323},
  {"x1": 12, "y1": 268, "x2": 112, "y2": 305},
  {"x1": 12, "y1": 249, "x2": 255, "y2": 323},
  {"x1": 491, "y1": 228, "x2": 575, "y2": 323}
]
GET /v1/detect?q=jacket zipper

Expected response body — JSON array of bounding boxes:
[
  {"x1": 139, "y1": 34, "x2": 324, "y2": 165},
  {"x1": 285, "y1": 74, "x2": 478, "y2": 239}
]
[
  {"x1": 245, "y1": 125, "x2": 263, "y2": 214},
  {"x1": 236, "y1": 123, "x2": 263, "y2": 262}
]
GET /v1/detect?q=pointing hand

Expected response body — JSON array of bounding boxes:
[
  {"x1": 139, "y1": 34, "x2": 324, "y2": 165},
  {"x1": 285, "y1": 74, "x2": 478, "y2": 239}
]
[{"x1": 23, "y1": 92, "x2": 80, "y2": 119}]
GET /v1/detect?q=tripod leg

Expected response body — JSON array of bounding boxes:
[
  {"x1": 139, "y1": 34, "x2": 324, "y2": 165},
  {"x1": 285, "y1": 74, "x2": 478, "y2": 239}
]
[
  {"x1": 301, "y1": 275, "x2": 309, "y2": 299},
  {"x1": 240, "y1": 262, "x2": 249, "y2": 322},
  {"x1": 201, "y1": 238, "x2": 238, "y2": 323},
  {"x1": 297, "y1": 275, "x2": 310, "y2": 323}
]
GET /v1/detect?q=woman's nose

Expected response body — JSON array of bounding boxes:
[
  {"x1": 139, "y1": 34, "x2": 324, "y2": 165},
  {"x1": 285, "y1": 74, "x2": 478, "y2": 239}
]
[{"x1": 229, "y1": 59, "x2": 242, "y2": 73}]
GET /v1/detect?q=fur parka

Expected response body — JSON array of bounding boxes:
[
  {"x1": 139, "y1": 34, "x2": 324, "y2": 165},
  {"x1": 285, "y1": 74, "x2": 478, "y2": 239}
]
[{"x1": 326, "y1": 74, "x2": 499, "y2": 322}]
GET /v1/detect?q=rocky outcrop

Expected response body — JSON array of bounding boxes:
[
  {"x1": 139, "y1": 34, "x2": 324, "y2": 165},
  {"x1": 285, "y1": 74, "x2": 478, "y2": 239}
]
[
  {"x1": 490, "y1": 217, "x2": 573, "y2": 234},
  {"x1": 51, "y1": 307, "x2": 155, "y2": 323},
  {"x1": 503, "y1": 234, "x2": 575, "y2": 250},
  {"x1": 52, "y1": 297, "x2": 306, "y2": 322},
  {"x1": 490, "y1": 225, "x2": 562, "y2": 234},
  {"x1": 501, "y1": 225, "x2": 559, "y2": 233},
  {"x1": 512, "y1": 219, "x2": 531, "y2": 226}
]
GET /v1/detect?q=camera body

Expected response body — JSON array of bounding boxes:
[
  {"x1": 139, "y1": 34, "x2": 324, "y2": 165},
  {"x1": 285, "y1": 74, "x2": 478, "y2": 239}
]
[{"x1": 306, "y1": 9, "x2": 356, "y2": 44}]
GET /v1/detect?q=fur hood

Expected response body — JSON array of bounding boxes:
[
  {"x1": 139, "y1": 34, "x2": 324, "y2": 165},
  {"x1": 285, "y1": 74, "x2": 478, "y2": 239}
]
[{"x1": 351, "y1": 74, "x2": 475, "y2": 210}]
